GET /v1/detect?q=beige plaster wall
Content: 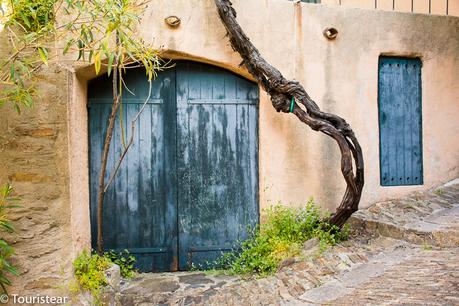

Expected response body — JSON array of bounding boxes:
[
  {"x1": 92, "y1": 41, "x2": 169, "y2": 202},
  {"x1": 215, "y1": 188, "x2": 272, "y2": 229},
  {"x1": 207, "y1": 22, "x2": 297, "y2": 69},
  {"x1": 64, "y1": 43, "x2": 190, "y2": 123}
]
[
  {"x1": 131, "y1": 0, "x2": 459, "y2": 212},
  {"x1": 0, "y1": 0, "x2": 458, "y2": 297}
]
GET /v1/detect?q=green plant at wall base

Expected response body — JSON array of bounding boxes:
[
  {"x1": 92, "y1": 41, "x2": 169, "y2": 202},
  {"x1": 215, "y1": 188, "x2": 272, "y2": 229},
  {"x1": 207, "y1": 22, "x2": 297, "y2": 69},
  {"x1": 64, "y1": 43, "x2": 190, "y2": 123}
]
[
  {"x1": 0, "y1": 183, "x2": 19, "y2": 294},
  {"x1": 72, "y1": 249, "x2": 137, "y2": 301},
  {"x1": 104, "y1": 249, "x2": 137, "y2": 278},
  {"x1": 215, "y1": 200, "x2": 349, "y2": 276},
  {"x1": 72, "y1": 250, "x2": 112, "y2": 302}
]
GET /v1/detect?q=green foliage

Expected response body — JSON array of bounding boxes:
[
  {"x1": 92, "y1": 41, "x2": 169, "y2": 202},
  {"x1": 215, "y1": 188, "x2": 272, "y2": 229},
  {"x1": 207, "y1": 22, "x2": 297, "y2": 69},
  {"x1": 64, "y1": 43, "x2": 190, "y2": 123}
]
[
  {"x1": 104, "y1": 249, "x2": 137, "y2": 278},
  {"x1": 215, "y1": 200, "x2": 349, "y2": 277},
  {"x1": 1, "y1": 0, "x2": 167, "y2": 113},
  {"x1": 1, "y1": 0, "x2": 56, "y2": 112},
  {"x1": 72, "y1": 249, "x2": 137, "y2": 301},
  {"x1": 0, "y1": 183, "x2": 19, "y2": 294},
  {"x1": 422, "y1": 242, "x2": 433, "y2": 251},
  {"x1": 433, "y1": 188, "x2": 444, "y2": 196},
  {"x1": 0, "y1": 240, "x2": 17, "y2": 293},
  {"x1": 72, "y1": 250, "x2": 112, "y2": 302},
  {"x1": 8, "y1": 0, "x2": 56, "y2": 31}
]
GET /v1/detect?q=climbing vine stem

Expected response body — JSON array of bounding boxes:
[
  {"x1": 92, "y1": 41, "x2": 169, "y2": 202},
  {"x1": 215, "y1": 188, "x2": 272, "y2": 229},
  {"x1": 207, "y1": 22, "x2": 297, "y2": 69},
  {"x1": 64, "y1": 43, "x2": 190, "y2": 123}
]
[{"x1": 213, "y1": 0, "x2": 364, "y2": 227}]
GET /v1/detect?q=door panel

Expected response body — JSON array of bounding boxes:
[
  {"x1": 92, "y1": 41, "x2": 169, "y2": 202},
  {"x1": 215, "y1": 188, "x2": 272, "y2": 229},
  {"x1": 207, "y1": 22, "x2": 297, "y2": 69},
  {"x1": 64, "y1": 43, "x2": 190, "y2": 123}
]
[
  {"x1": 378, "y1": 57, "x2": 423, "y2": 186},
  {"x1": 176, "y1": 62, "x2": 259, "y2": 270},
  {"x1": 88, "y1": 69, "x2": 177, "y2": 272}
]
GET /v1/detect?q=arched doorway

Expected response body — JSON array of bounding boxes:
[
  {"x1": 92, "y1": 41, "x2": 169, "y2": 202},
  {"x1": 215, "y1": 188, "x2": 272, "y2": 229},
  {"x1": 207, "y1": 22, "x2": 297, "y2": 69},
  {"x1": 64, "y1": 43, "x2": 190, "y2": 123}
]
[{"x1": 88, "y1": 61, "x2": 259, "y2": 272}]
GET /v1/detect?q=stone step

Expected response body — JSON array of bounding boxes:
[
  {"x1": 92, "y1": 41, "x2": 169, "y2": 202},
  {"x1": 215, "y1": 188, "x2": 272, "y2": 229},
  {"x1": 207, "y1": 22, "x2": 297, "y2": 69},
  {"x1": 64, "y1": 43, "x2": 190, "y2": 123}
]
[
  {"x1": 298, "y1": 242, "x2": 420, "y2": 304},
  {"x1": 349, "y1": 179, "x2": 459, "y2": 247}
]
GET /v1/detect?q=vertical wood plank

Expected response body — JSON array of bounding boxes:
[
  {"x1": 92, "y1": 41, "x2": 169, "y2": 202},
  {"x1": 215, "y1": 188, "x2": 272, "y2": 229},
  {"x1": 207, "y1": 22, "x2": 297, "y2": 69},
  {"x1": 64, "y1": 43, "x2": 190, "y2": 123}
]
[
  {"x1": 138, "y1": 104, "x2": 153, "y2": 247},
  {"x1": 114, "y1": 102, "x2": 128, "y2": 247},
  {"x1": 126, "y1": 103, "x2": 140, "y2": 248}
]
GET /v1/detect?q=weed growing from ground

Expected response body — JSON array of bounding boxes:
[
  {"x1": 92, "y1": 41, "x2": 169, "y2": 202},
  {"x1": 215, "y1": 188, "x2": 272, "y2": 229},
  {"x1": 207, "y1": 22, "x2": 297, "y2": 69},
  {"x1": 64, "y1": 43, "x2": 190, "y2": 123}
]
[
  {"x1": 213, "y1": 200, "x2": 349, "y2": 276},
  {"x1": 71, "y1": 249, "x2": 137, "y2": 304}
]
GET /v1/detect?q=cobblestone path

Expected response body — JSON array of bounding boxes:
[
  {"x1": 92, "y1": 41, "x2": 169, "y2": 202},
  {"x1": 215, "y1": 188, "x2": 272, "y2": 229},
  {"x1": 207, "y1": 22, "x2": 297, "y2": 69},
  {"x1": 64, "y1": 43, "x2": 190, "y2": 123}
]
[
  {"x1": 114, "y1": 179, "x2": 459, "y2": 306},
  {"x1": 331, "y1": 248, "x2": 459, "y2": 305}
]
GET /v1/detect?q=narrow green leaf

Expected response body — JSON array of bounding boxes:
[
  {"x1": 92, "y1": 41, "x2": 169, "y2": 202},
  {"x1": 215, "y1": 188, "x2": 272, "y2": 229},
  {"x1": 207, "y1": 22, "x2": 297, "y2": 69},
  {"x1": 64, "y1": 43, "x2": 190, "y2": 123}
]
[
  {"x1": 77, "y1": 40, "x2": 84, "y2": 60},
  {"x1": 94, "y1": 52, "x2": 101, "y2": 75},
  {"x1": 88, "y1": 50, "x2": 93, "y2": 63},
  {"x1": 19, "y1": 12, "x2": 31, "y2": 28},
  {"x1": 107, "y1": 53, "x2": 115, "y2": 76},
  {"x1": 13, "y1": 103, "x2": 21, "y2": 114},
  {"x1": 24, "y1": 93, "x2": 33, "y2": 107},
  {"x1": 38, "y1": 47, "x2": 48, "y2": 65},
  {"x1": 10, "y1": 63, "x2": 15, "y2": 80},
  {"x1": 63, "y1": 39, "x2": 73, "y2": 55}
]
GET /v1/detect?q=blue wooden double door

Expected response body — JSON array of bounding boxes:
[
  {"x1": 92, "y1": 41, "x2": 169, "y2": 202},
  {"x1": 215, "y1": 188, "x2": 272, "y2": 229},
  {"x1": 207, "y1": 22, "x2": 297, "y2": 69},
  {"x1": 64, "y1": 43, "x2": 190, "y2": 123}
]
[{"x1": 88, "y1": 61, "x2": 259, "y2": 272}]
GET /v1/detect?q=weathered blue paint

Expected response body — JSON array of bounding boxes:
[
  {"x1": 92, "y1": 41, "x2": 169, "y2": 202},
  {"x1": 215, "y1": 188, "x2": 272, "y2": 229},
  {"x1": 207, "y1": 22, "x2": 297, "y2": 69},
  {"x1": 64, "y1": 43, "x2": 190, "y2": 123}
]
[
  {"x1": 89, "y1": 68, "x2": 178, "y2": 272},
  {"x1": 88, "y1": 61, "x2": 259, "y2": 271},
  {"x1": 176, "y1": 62, "x2": 259, "y2": 270},
  {"x1": 378, "y1": 57, "x2": 423, "y2": 186}
]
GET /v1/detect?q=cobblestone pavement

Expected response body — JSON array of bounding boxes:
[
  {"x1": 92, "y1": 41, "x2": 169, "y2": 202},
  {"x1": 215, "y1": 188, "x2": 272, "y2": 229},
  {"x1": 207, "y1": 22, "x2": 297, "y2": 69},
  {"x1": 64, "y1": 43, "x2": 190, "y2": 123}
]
[
  {"x1": 112, "y1": 179, "x2": 459, "y2": 306},
  {"x1": 330, "y1": 248, "x2": 459, "y2": 306}
]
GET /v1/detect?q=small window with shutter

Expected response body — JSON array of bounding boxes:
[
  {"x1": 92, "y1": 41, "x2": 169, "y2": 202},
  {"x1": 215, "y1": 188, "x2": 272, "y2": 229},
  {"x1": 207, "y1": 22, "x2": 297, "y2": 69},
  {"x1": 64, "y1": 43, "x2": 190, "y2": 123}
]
[{"x1": 378, "y1": 57, "x2": 423, "y2": 186}]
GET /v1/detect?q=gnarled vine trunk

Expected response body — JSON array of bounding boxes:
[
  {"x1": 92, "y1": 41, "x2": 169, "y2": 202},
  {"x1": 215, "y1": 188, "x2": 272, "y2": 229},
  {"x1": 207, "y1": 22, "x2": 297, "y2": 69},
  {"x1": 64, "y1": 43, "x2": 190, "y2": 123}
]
[{"x1": 213, "y1": 0, "x2": 364, "y2": 227}]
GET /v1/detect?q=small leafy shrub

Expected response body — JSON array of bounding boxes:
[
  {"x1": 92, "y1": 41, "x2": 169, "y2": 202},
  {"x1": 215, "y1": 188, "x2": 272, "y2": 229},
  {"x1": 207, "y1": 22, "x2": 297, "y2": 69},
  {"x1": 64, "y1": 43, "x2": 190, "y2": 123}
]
[
  {"x1": 72, "y1": 249, "x2": 137, "y2": 302},
  {"x1": 72, "y1": 251, "x2": 112, "y2": 301},
  {"x1": 104, "y1": 249, "x2": 137, "y2": 278},
  {"x1": 215, "y1": 200, "x2": 349, "y2": 276},
  {"x1": 0, "y1": 183, "x2": 19, "y2": 294}
]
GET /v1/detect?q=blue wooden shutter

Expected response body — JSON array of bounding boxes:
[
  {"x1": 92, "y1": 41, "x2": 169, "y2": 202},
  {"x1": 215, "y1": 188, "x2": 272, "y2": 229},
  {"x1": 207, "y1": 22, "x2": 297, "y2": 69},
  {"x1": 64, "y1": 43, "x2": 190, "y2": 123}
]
[{"x1": 378, "y1": 57, "x2": 423, "y2": 186}]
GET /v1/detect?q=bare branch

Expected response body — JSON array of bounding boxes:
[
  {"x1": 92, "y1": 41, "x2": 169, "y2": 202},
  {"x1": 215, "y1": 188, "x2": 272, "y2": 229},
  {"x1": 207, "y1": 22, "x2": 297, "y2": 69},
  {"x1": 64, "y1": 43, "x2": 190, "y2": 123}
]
[{"x1": 103, "y1": 79, "x2": 153, "y2": 193}]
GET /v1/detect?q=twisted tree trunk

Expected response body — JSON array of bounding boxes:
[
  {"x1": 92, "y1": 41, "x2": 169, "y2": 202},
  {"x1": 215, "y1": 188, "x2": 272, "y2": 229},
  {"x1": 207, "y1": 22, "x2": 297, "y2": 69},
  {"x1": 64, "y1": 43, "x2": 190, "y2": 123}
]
[{"x1": 214, "y1": 0, "x2": 364, "y2": 227}]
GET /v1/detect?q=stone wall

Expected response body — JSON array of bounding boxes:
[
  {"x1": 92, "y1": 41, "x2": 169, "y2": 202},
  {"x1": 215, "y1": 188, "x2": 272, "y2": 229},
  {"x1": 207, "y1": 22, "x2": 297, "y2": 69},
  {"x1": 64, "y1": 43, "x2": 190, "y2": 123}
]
[{"x1": 0, "y1": 32, "x2": 73, "y2": 297}]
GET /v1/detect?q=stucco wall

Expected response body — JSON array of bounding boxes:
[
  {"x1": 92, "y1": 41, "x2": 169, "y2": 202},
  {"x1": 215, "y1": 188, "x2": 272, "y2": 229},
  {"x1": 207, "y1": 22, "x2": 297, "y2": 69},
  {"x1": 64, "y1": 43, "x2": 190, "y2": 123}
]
[
  {"x1": 0, "y1": 0, "x2": 458, "y2": 297},
  {"x1": 130, "y1": 0, "x2": 459, "y2": 211}
]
